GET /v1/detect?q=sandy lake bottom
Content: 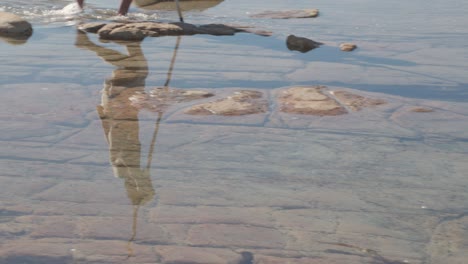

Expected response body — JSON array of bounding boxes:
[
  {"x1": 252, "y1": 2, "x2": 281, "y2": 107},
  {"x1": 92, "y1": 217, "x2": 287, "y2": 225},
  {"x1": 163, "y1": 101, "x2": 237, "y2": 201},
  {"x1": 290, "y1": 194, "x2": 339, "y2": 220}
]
[{"x1": 1, "y1": 1, "x2": 468, "y2": 263}]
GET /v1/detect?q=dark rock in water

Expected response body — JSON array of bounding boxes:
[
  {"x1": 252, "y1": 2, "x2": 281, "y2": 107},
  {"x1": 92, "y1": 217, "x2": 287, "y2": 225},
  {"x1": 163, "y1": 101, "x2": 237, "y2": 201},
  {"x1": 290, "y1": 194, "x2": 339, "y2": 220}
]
[
  {"x1": 226, "y1": 24, "x2": 272, "y2": 37},
  {"x1": 340, "y1": 43, "x2": 357, "y2": 52},
  {"x1": 239, "y1": 251, "x2": 254, "y2": 264},
  {"x1": 0, "y1": 12, "x2": 33, "y2": 40},
  {"x1": 185, "y1": 90, "x2": 268, "y2": 116},
  {"x1": 79, "y1": 21, "x2": 270, "y2": 41},
  {"x1": 286, "y1": 35, "x2": 322, "y2": 53},
  {"x1": 250, "y1": 9, "x2": 319, "y2": 19}
]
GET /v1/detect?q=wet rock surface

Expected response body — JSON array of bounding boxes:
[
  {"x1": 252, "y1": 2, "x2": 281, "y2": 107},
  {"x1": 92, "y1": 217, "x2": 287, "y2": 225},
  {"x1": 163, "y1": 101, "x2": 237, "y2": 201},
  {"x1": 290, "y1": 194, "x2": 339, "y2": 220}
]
[
  {"x1": 185, "y1": 90, "x2": 268, "y2": 116},
  {"x1": 250, "y1": 9, "x2": 319, "y2": 19},
  {"x1": 278, "y1": 86, "x2": 348, "y2": 115},
  {"x1": 79, "y1": 21, "x2": 270, "y2": 40},
  {"x1": 129, "y1": 87, "x2": 215, "y2": 112},
  {"x1": 286, "y1": 35, "x2": 322, "y2": 53},
  {"x1": 0, "y1": 12, "x2": 33, "y2": 39},
  {"x1": 332, "y1": 90, "x2": 386, "y2": 111}
]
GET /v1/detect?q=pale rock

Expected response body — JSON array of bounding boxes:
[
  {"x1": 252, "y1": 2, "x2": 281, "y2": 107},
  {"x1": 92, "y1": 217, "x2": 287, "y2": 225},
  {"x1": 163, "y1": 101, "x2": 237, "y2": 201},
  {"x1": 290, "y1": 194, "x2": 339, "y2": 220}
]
[{"x1": 340, "y1": 43, "x2": 357, "y2": 51}]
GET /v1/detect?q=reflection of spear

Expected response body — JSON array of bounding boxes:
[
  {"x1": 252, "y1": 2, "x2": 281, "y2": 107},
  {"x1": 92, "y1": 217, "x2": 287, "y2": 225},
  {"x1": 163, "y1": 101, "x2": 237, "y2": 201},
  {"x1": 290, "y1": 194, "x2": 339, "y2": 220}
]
[
  {"x1": 127, "y1": 35, "x2": 182, "y2": 258},
  {"x1": 145, "y1": 35, "x2": 181, "y2": 170}
]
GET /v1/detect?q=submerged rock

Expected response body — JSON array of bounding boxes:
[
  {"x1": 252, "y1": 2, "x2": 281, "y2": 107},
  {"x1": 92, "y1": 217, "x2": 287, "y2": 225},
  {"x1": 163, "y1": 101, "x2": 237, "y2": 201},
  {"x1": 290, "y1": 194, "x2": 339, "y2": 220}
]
[
  {"x1": 250, "y1": 9, "x2": 319, "y2": 19},
  {"x1": 340, "y1": 43, "x2": 357, "y2": 52},
  {"x1": 286, "y1": 35, "x2": 322, "y2": 53},
  {"x1": 185, "y1": 90, "x2": 268, "y2": 116},
  {"x1": 277, "y1": 86, "x2": 387, "y2": 116},
  {"x1": 332, "y1": 90, "x2": 386, "y2": 111},
  {"x1": 279, "y1": 86, "x2": 347, "y2": 116},
  {"x1": 0, "y1": 12, "x2": 33, "y2": 39},
  {"x1": 129, "y1": 88, "x2": 215, "y2": 112},
  {"x1": 79, "y1": 21, "x2": 270, "y2": 41}
]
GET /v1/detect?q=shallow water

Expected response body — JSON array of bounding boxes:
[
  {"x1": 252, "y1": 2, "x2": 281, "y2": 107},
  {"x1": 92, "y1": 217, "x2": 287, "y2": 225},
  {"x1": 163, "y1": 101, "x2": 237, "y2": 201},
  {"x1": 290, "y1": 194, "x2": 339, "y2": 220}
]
[{"x1": 1, "y1": 1, "x2": 468, "y2": 264}]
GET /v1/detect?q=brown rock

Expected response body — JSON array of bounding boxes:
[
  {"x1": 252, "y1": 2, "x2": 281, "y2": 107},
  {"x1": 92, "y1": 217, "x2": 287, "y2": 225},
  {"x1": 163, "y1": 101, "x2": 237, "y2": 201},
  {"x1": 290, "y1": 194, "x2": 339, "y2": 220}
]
[
  {"x1": 279, "y1": 86, "x2": 347, "y2": 116},
  {"x1": 185, "y1": 90, "x2": 268, "y2": 116},
  {"x1": 250, "y1": 9, "x2": 319, "y2": 19},
  {"x1": 286, "y1": 35, "x2": 322, "y2": 53},
  {"x1": 77, "y1": 22, "x2": 106, "y2": 33},
  {"x1": 340, "y1": 43, "x2": 357, "y2": 52},
  {"x1": 0, "y1": 12, "x2": 33, "y2": 39},
  {"x1": 333, "y1": 90, "x2": 386, "y2": 111},
  {"x1": 79, "y1": 21, "x2": 270, "y2": 40},
  {"x1": 97, "y1": 23, "x2": 156, "y2": 41}
]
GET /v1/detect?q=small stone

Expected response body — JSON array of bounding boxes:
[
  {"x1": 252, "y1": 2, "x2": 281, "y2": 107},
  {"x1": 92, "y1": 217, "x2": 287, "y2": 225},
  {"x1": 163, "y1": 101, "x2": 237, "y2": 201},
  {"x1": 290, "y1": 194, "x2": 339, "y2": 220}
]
[
  {"x1": 286, "y1": 35, "x2": 322, "y2": 53},
  {"x1": 340, "y1": 43, "x2": 357, "y2": 52}
]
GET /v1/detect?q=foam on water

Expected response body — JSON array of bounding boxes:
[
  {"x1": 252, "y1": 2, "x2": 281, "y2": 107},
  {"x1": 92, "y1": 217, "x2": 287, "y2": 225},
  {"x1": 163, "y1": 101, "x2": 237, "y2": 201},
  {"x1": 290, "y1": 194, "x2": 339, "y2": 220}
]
[{"x1": 1, "y1": 2, "x2": 160, "y2": 25}]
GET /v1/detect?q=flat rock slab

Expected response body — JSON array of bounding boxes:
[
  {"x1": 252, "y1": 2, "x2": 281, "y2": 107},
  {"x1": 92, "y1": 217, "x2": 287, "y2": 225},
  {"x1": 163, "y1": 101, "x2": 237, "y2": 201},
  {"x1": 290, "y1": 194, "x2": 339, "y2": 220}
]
[
  {"x1": 250, "y1": 9, "x2": 319, "y2": 19},
  {"x1": 332, "y1": 90, "x2": 386, "y2": 111},
  {"x1": 185, "y1": 90, "x2": 268, "y2": 116},
  {"x1": 79, "y1": 21, "x2": 271, "y2": 41},
  {"x1": 279, "y1": 86, "x2": 349, "y2": 116},
  {"x1": 129, "y1": 88, "x2": 215, "y2": 113},
  {"x1": 0, "y1": 12, "x2": 33, "y2": 39}
]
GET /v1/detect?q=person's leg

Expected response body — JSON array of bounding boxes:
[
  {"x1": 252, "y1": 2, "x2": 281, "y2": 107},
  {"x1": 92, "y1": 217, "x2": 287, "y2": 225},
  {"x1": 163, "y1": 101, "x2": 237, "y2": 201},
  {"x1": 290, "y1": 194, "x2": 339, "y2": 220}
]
[
  {"x1": 76, "y1": 0, "x2": 84, "y2": 9},
  {"x1": 118, "y1": 0, "x2": 133, "y2": 15}
]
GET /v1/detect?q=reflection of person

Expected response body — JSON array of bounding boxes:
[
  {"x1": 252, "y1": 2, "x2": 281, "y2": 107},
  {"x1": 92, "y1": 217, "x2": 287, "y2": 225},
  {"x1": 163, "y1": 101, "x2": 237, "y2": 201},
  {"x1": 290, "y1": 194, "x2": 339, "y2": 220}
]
[
  {"x1": 75, "y1": 33, "x2": 155, "y2": 257},
  {"x1": 75, "y1": 30, "x2": 155, "y2": 206},
  {"x1": 76, "y1": 0, "x2": 133, "y2": 15}
]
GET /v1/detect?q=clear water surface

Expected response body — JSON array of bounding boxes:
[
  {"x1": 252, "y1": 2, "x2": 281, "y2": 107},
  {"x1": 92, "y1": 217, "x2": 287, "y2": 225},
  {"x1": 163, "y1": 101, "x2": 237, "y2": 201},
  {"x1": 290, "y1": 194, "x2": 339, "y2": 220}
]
[{"x1": 0, "y1": 1, "x2": 467, "y2": 263}]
